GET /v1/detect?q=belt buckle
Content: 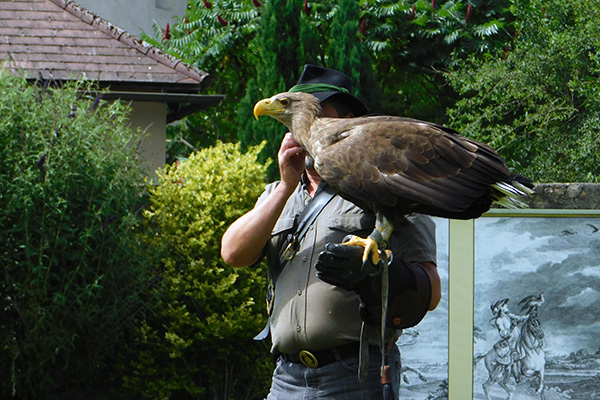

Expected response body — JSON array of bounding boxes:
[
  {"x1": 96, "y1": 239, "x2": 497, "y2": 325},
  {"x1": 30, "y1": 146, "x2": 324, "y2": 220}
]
[{"x1": 298, "y1": 350, "x2": 319, "y2": 368}]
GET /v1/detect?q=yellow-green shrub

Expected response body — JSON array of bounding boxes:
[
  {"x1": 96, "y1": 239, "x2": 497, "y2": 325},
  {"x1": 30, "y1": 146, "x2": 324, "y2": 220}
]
[{"x1": 121, "y1": 142, "x2": 272, "y2": 400}]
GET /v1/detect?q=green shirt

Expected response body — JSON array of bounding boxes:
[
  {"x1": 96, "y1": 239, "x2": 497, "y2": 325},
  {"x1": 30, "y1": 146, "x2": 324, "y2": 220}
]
[{"x1": 256, "y1": 179, "x2": 437, "y2": 355}]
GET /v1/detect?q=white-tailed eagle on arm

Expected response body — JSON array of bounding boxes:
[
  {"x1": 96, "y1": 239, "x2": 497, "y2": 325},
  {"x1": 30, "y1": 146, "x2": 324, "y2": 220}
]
[{"x1": 254, "y1": 91, "x2": 533, "y2": 262}]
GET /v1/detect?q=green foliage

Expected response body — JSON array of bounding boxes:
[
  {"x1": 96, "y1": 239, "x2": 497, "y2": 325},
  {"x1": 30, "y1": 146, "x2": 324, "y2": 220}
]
[
  {"x1": 354, "y1": 0, "x2": 515, "y2": 121},
  {"x1": 146, "y1": 0, "x2": 600, "y2": 182},
  {"x1": 120, "y1": 142, "x2": 272, "y2": 400},
  {"x1": 142, "y1": 0, "x2": 263, "y2": 158},
  {"x1": 145, "y1": 0, "x2": 261, "y2": 69},
  {"x1": 0, "y1": 73, "x2": 148, "y2": 398},
  {"x1": 446, "y1": 0, "x2": 600, "y2": 182},
  {"x1": 147, "y1": 0, "x2": 517, "y2": 161}
]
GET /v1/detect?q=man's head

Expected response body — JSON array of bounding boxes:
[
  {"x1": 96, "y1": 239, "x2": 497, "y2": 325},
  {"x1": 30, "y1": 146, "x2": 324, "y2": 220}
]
[
  {"x1": 491, "y1": 298, "x2": 510, "y2": 315},
  {"x1": 289, "y1": 64, "x2": 369, "y2": 118}
]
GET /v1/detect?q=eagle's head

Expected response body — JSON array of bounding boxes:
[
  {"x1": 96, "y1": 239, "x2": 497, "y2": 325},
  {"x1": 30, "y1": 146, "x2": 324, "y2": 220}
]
[{"x1": 253, "y1": 92, "x2": 322, "y2": 133}]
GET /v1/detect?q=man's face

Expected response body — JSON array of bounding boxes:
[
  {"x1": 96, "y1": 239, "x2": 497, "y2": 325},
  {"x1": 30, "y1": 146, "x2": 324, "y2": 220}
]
[
  {"x1": 320, "y1": 101, "x2": 340, "y2": 118},
  {"x1": 320, "y1": 99, "x2": 355, "y2": 119}
]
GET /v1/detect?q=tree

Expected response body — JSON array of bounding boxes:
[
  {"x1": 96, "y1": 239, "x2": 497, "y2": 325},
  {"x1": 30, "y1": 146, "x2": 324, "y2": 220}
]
[
  {"x1": 142, "y1": 0, "x2": 263, "y2": 156},
  {"x1": 362, "y1": 0, "x2": 516, "y2": 122},
  {"x1": 146, "y1": 0, "x2": 517, "y2": 156},
  {"x1": 328, "y1": 0, "x2": 382, "y2": 113},
  {"x1": 446, "y1": 0, "x2": 600, "y2": 182},
  {"x1": 237, "y1": 0, "x2": 313, "y2": 179}
]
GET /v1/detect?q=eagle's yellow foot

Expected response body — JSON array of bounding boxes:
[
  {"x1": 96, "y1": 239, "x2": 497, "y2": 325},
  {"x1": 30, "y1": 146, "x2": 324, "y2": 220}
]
[{"x1": 344, "y1": 235, "x2": 381, "y2": 265}]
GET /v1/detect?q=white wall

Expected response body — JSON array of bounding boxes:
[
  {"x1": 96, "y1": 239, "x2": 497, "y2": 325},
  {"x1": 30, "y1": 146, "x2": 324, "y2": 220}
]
[
  {"x1": 128, "y1": 101, "x2": 167, "y2": 178},
  {"x1": 75, "y1": 0, "x2": 187, "y2": 37}
]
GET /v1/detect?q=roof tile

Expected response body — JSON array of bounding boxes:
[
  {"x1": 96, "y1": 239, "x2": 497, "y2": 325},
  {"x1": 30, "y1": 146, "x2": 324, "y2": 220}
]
[{"x1": 0, "y1": 0, "x2": 209, "y2": 90}]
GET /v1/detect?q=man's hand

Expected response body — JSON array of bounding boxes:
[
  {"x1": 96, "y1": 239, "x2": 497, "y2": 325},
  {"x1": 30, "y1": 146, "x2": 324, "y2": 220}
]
[
  {"x1": 315, "y1": 240, "x2": 383, "y2": 291},
  {"x1": 278, "y1": 132, "x2": 306, "y2": 193}
]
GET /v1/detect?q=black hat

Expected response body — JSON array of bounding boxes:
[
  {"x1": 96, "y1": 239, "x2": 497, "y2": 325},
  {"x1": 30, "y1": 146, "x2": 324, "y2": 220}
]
[{"x1": 289, "y1": 64, "x2": 369, "y2": 116}]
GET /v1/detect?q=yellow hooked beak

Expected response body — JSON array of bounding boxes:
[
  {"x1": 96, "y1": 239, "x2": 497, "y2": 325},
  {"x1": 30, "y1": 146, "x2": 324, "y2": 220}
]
[
  {"x1": 253, "y1": 98, "x2": 273, "y2": 119},
  {"x1": 253, "y1": 95, "x2": 293, "y2": 130}
]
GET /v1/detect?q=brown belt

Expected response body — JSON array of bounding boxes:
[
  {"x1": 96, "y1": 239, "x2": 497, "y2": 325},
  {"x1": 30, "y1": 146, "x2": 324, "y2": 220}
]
[{"x1": 281, "y1": 342, "x2": 361, "y2": 368}]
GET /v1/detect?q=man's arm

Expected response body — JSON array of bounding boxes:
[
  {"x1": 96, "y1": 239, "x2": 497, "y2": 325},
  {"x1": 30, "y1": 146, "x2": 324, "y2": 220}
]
[
  {"x1": 220, "y1": 182, "x2": 293, "y2": 267},
  {"x1": 420, "y1": 261, "x2": 441, "y2": 310},
  {"x1": 221, "y1": 133, "x2": 306, "y2": 267}
]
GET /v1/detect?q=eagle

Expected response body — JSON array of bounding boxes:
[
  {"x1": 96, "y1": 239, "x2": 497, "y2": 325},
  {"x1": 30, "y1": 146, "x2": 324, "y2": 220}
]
[
  {"x1": 519, "y1": 293, "x2": 545, "y2": 315},
  {"x1": 254, "y1": 91, "x2": 533, "y2": 262}
]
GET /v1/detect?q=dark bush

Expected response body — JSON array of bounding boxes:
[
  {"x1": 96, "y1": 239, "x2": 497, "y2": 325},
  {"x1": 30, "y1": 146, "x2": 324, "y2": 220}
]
[{"x1": 0, "y1": 73, "x2": 149, "y2": 398}]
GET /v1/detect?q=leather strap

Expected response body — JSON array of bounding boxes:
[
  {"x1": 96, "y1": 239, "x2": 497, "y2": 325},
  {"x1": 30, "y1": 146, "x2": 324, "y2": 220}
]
[{"x1": 276, "y1": 183, "x2": 335, "y2": 271}]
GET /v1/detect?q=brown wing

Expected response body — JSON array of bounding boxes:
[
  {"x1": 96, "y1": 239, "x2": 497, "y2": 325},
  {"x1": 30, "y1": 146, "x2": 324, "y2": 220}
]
[{"x1": 310, "y1": 116, "x2": 510, "y2": 219}]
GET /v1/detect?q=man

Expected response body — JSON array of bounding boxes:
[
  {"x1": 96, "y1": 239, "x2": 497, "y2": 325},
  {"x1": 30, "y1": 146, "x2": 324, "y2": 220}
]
[
  {"x1": 488, "y1": 298, "x2": 529, "y2": 381},
  {"x1": 221, "y1": 65, "x2": 441, "y2": 399},
  {"x1": 490, "y1": 299, "x2": 526, "y2": 348}
]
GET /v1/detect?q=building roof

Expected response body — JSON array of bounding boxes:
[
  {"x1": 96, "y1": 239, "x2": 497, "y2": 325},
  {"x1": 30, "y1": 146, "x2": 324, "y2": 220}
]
[{"x1": 0, "y1": 0, "x2": 209, "y2": 92}]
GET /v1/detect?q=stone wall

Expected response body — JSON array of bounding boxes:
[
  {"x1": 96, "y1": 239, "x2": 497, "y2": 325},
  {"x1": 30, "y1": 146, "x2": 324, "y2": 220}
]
[{"x1": 525, "y1": 183, "x2": 600, "y2": 209}]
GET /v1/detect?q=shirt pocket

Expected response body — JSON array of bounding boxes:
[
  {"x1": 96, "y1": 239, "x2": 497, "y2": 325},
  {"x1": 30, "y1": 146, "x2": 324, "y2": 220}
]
[
  {"x1": 327, "y1": 214, "x2": 375, "y2": 238},
  {"x1": 262, "y1": 217, "x2": 297, "y2": 314},
  {"x1": 269, "y1": 216, "x2": 296, "y2": 255},
  {"x1": 272, "y1": 216, "x2": 295, "y2": 237}
]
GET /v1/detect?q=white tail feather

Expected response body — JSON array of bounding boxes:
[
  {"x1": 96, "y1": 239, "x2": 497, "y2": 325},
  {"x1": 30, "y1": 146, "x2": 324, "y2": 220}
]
[{"x1": 491, "y1": 181, "x2": 535, "y2": 209}]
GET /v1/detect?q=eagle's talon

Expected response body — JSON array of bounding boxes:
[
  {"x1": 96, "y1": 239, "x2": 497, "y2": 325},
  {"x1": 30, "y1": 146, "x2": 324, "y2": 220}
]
[{"x1": 343, "y1": 235, "x2": 381, "y2": 265}]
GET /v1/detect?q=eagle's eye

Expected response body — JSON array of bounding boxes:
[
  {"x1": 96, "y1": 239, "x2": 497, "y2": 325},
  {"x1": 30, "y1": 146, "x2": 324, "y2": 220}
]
[{"x1": 279, "y1": 99, "x2": 289, "y2": 106}]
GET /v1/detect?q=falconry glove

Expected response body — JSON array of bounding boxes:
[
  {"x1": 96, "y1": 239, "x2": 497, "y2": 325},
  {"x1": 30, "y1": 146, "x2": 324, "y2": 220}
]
[
  {"x1": 315, "y1": 237, "x2": 388, "y2": 322},
  {"x1": 315, "y1": 240, "x2": 384, "y2": 292},
  {"x1": 316, "y1": 238, "x2": 432, "y2": 330}
]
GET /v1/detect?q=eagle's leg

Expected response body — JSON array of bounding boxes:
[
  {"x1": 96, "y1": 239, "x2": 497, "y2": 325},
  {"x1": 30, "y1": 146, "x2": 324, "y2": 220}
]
[{"x1": 344, "y1": 213, "x2": 394, "y2": 265}]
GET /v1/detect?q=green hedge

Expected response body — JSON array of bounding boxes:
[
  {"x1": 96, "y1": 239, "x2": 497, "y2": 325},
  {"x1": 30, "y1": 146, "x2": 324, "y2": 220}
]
[
  {"x1": 120, "y1": 142, "x2": 273, "y2": 400},
  {"x1": 0, "y1": 73, "x2": 149, "y2": 398}
]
